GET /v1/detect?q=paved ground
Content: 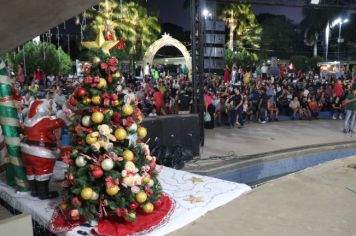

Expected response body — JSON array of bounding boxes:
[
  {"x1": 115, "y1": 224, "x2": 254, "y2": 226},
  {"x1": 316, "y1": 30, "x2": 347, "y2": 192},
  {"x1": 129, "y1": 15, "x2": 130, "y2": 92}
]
[
  {"x1": 171, "y1": 156, "x2": 356, "y2": 236},
  {"x1": 185, "y1": 119, "x2": 356, "y2": 173}
]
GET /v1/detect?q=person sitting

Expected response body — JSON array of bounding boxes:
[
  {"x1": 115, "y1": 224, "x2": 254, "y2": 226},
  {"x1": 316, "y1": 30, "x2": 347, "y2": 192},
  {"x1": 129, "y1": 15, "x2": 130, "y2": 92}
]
[
  {"x1": 289, "y1": 96, "x2": 302, "y2": 120},
  {"x1": 300, "y1": 97, "x2": 312, "y2": 120},
  {"x1": 267, "y1": 96, "x2": 279, "y2": 121},
  {"x1": 331, "y1": 96, "x2": 343, "y2": 119},
  {"x1": 309, "y1": 96, "x2": 319, "y2": 120}
]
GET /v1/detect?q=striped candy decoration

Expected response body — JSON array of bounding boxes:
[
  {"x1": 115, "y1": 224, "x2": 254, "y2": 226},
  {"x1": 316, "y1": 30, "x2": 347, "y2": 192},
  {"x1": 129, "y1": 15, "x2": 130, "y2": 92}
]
[{"x1": 0, "y1": 59, "x2": 28, "y2": 191}]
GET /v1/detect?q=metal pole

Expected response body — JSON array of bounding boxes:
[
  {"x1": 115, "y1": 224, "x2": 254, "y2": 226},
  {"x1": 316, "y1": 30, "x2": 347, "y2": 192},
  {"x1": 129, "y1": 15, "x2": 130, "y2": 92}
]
[
  {"x1": 338, "y1": 22, "x2": 341, "y2": 61},
  {"x1": 22, "y1": 46, "x2": 27, "y2": 77},
  {"x1": 199, "y1": 0, "x2": 205, "y2": 146},
  {"x1": 191, "y1": 0, "x2": 198, "y2": 113},
  {"x1": 325, "y1": 21, "x2": 330, "y2": 61}
]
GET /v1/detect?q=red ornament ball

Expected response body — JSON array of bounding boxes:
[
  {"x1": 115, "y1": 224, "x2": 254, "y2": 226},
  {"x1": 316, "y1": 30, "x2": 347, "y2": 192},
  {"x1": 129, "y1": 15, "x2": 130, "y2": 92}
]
[
  {"x1": 150, "y1": 162, "x2": 156, "y2": 170},
  {"x1": 76, "y1": 88, "x2": 87, "y2": 97},
  {"x1": 112, "y1": 112, "x2": 121, "y2": 123},
  {"x1": 92, "y1": 167, "x2": 104, "y2": 179},
  {"x1": 69, "y1": 96, "x2": 77, "y2": 106},
  {"x1": 111, "y1": 93, "x2": 118, "y2": 101},
  {"x1": 71, "y1": 197, "x2": 82, "y2": 207},
  {"x1": 129, "y1": 202, "x2": 139, "y2": 210}
]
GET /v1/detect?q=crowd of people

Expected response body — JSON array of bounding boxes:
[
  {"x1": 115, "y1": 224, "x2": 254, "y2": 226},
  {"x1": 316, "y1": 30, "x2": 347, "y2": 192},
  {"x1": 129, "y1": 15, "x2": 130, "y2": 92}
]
[{"x1": 10, "y1": 62, "x2": 356, "y2": 134}]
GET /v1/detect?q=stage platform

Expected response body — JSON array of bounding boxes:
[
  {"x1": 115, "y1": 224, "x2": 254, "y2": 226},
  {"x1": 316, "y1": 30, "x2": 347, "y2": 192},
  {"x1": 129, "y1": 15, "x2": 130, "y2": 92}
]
[
  {"x1": 171, "y1": 156, "x2": 356, "y2": 236},
  {"x1": 186, "y1": 120, "x2": 356, "y2": 175},
  {"x1": 0, "y1": 163, "x2": 250, "y2": 235}
]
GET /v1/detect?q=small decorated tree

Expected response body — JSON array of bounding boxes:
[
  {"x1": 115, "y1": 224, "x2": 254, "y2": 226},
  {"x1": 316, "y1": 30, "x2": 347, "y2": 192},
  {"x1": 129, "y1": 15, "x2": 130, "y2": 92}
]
[{"x1": 60, "y1": 32, "x2": 164, "y2": 223}]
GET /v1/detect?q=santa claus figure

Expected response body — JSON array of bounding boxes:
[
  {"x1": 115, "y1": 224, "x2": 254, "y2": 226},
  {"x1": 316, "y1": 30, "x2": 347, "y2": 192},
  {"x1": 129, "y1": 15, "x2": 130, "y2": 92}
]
[
  {"x1": 0, "y1": 127, "x2": 7, "y2": 173},
  {"x1": 21, "y1": 99, "x2": 65, "y2": 199}
]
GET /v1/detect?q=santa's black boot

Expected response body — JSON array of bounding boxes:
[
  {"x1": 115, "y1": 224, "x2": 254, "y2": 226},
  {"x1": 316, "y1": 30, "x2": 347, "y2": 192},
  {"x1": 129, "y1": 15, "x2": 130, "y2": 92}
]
[
  {"x1": 28, "y1": 180, "x2": 38, "y2": 197},
  {"x1": 37, "y1": 180, "x2": 59, "y2": 200}
]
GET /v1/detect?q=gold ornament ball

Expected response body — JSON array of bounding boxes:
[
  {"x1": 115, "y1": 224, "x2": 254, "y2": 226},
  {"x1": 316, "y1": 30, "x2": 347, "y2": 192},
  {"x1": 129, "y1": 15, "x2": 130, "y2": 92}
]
[
  {"x1": 143, "y1": 202, "x2": 154, "y2": 214},
  {"x1": 59, "y1": 203, "x2": 68, "y2": 210},
  {"x1": 112, "y1": 72, "x2": 121, "y2": 78},
  {"x1": 91, "y1": 112, "x2": 104, "y2": 124},
  {"x1": 135, "y1": 191, "x2": 147, "y2": 204},
  {"x1": 112, "y1": 100, "x2": 119, "y2": 107},
  {"x1": 137, "y1": 127, "x2": 147, "y2": 139},
  {"x1": 104, "y1": 109, "x2": 113, "y2": 116},
  {"x1": 83, "y1": 97, "x2": 91, "y2": 105},
  {"x1": 114, "y1": 128, "x2": 127, "y2": 141},
  {"x1": 123, "y1": 150, "x2": 134, "y2": 161},
  {"x1": 124, "y1": 211, "x2": 137, "y2": 222},
  {"x1": 97, "y1": 78, "x2": 107, "y2": 89},
  {"x1": 86, "y1": 134, "x2": 97, "y2": 144},
  {"x1": 92, "y1": 56, "x2": 101, "y2": 64},
  {"x1": 143, "y1": 176, "x2": 151, "y2": 184},
  {"x1": 91, "y1": 95, "x2": 101, "y2": 105},
  {"x1": 81, "y1": 187, "x2": 94, "y2": 200},
  {"x1": 106, "y1": 185, "x2": 120, "y2": 196},
  {"x1": 122, "y1": 104, "x2": 133, "y2": 116}
]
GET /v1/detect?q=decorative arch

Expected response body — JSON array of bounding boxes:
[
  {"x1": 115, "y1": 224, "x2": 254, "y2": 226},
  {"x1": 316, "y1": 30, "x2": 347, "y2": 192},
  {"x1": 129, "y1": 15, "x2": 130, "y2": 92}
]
[{"x1": 142, "y1": 33, "x2": 192, "y2": 78}]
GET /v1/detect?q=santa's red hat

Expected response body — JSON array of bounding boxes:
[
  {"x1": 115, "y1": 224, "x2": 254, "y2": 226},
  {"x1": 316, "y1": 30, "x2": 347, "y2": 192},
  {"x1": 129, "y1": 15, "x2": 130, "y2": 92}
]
[{"x1": 28, "y1": 100, "x2": 45, "y2": 119}]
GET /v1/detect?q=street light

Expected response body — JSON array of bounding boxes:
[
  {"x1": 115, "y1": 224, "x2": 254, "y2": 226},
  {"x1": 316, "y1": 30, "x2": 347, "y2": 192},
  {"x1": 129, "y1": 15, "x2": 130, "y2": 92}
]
[
  {"x1": 331, "y1": 17, "x2": 349, "y2": 61},
  {"x1": 202, "y1": 8, "x2": 212, "y2": 19}
]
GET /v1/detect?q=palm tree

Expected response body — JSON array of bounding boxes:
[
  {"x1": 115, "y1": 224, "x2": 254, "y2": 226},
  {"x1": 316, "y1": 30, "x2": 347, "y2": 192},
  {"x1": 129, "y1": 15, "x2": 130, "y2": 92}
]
[
  {"x1": 118, "y1": 2, "x2": 161, "y2": 69},
  {"x1": 300, "y1": 8, "x2": 341, "y2": 57},
  {"x1": 220, "y1": 3, "x2": 262, "y2": 51},
  {"x1": 221, "y1": 6, "x2": 239, "y2": 50},
  {"x1": 77, "y1": 0, "x2": 160, "y2": 70}
]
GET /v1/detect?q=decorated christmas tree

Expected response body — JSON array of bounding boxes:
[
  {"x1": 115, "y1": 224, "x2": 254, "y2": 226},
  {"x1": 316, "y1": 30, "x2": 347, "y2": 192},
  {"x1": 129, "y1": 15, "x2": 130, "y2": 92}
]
[{"x1": 59, "y1": 36, "x2": 166, "y2": 225}]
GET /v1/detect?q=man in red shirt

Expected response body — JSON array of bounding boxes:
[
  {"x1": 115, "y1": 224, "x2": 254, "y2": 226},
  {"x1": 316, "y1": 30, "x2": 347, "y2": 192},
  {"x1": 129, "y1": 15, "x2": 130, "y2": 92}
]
[
  {"x1": 153, "y1": 87, "x2": 163, "y2": 115},
  {"x1": 33, "y1": 66, "x2": 45, "y2": 88}
]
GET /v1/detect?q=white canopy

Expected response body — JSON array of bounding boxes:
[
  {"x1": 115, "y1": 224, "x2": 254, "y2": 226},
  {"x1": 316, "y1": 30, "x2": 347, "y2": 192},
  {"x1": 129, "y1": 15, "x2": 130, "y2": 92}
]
[{"x1": 0, "y1": 0, "x2": 99, "y2": 53}]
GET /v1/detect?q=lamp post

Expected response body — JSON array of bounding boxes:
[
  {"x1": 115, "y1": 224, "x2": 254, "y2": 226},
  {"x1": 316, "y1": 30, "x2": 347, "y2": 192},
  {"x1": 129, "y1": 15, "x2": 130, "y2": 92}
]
[{"x1": 331, "y1": 17, "x2": 349, "y2": 61}]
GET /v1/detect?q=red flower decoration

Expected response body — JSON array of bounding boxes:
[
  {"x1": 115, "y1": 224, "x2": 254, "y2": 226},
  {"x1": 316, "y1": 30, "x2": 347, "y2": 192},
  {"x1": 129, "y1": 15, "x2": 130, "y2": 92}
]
[
  {"x1": 84, "y1": 76, "x2": 93, "y2": 84},
  {"x1": 122, "y1": 117, "x2": 135, "y2": 127},
  {"x1": 100, "y1": 57, "x2": 118, "y2": 74},
  {"x1": 115, "y1": 208, "x2": 128, "y2": 218},
  {"x1": 116, "y1": 38, "x2": 126, "y2": 49},
  {"x1": 105, "y1": 176, "x2": 119, "y2": 189}
]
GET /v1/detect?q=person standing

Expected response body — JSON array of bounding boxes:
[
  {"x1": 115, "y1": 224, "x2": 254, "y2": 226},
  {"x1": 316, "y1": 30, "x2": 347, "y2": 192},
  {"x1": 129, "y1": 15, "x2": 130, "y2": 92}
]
[
  {"x1": 204, "y1": 91, "x2": 215, "y2": 129},
  {"x1": 33, "y1": 66, "x2": 45, "y2": 88},
  {"x1": 231, "y1": 64, "x2": 238, "y2": 85},
  {"x1": 344, "y1": 87, "x2": 356, "y2": 133},
  {"x1": 224, "y1": 65, "x2": 231, "y2": 83},
  {"x1": 17, "y1": 64, "x2": 24, "y2": 86}
]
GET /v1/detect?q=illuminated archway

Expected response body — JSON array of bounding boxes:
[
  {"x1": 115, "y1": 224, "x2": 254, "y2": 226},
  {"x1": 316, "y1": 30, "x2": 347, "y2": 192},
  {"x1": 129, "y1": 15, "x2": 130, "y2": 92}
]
[{"x1": 142, "y1": 33, "x2": 192, "y2": 78}]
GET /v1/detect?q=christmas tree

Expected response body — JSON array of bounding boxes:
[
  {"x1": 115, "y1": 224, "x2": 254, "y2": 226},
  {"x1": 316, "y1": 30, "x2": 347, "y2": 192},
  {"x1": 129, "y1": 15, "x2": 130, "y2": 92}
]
[{"x1": 60, "y1": 43, "x2": 163, "y2": 223}]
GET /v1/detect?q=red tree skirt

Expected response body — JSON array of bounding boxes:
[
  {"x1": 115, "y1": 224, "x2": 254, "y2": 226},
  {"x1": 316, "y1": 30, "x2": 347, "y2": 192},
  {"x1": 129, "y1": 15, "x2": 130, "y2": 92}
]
[
  {"x1": 97, "y1": 195, "x2": 174, "y2": 236},
  {"x1": 50, "y1": 195, "x2": 174, "y2": 236}
]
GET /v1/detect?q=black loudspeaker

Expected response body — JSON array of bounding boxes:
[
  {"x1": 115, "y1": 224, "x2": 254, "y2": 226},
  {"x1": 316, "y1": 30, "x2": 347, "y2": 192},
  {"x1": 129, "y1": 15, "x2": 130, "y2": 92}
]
[
  {"x1": 142, "y1": 114, "x2": 200, "y2": 156},
  {"x1": 205, "y1": 33, "x2": 225, "y2": 44},
  {"x1": 205, "y1": 20, "x2": 225, "y2": 31},
  {"x1": 141, "y1": 118, "x2": 162, "y2": 148},
  {"x1": 176, "y1": 116, "x2": 200, "y2": 156},
  {"x1": 204, "y1": 47, "x2": 224, "y2": 58}
]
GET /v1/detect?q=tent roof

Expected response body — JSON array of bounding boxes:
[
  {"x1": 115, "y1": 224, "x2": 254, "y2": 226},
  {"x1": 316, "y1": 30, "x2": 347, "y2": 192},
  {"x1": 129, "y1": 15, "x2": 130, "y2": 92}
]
[{"x1": 0, "y1": 0, "x2": 99, "y2": 53}]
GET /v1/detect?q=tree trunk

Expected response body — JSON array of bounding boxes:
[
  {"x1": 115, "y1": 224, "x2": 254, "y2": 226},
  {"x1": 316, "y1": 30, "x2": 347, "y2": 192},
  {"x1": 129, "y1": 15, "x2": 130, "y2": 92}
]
[
  {"x1": 313, "y1": 43, "x2": 317, "y2": 57},
  {"x1": 228, "y1": 28, "x2": 234, "y2": 50}
]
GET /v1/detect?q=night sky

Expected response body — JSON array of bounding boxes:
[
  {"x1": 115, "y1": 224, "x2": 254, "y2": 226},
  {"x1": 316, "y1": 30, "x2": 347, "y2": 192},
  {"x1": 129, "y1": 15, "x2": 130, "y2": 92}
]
[{"x1": 149, "y1": 0, "x2": 303, "y2": 29}]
